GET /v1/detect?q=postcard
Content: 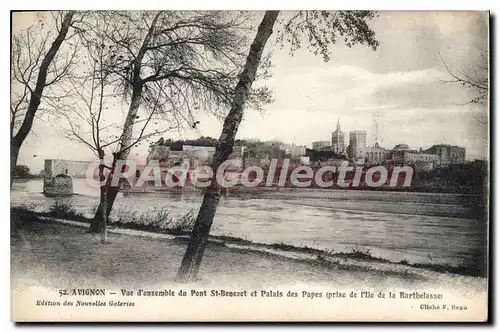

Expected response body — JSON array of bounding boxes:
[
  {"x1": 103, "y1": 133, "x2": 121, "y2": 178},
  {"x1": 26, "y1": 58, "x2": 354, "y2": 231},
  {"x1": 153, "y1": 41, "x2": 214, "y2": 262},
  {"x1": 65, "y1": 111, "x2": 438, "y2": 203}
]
[{"x1": 10, "y1": 10, "x2": 489, "y2": 322}]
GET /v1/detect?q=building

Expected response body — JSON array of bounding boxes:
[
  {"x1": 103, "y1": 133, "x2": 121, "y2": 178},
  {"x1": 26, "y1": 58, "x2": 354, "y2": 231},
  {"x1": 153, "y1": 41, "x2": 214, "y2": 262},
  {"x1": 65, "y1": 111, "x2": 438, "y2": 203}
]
[
  {"x1": 43, "y1": 159, "x2": 91, "y2": 196},
  {"x1": 393, "y1": 144, "x2": 410, "y2": 151},
  {"x1": 390, "y1": 144, "x2": 411, "y2": 165},
  {"x1": 331, "y1": 119, "x2": 346, "y2": 154},
  {"x1": 300, "y1": 156, "x2": 310, "y2": 165},
  {"x1": 312, "y1": 141, "x2": 331, "y2": 151},
  {"x1": 404, "y1": 152, "x2": 439, "y2": 171},
  {"x1": 390, "y1": 150, "x2": 439, "y2": 171},
  {"x1": 403, "y1": 152, "x2": 439, "y2": 164},
  {"x1": 389, "y1": 143, "x2": 465, "y2": 171},
  {"x1": 147, "y1": 141, "x2": 245, "y2": 169},
  {"x1": 425, "y1": 144, "x2": 466, "y2": 167},
  {"x1": 449, "y1": 146, "x2": 466, "y2": 164},
  {"x1": 244, "y1": 142, "x2": 281, "y2": 167},
  {"x1": 347, "y1": 130, "x2": 367, "y2": 162},
  {"x1": 181, "y1": 145, "x2": 216, "y2": 167},
  {"x1": 147, "y1": 144, "x2": 170, "y2": 164},
  {"x1": 357, "y1": 142, "x2": 391, "y2": 166},
  {"x1": 280, "y1": 143, "x2": 306, "y2": 159}
]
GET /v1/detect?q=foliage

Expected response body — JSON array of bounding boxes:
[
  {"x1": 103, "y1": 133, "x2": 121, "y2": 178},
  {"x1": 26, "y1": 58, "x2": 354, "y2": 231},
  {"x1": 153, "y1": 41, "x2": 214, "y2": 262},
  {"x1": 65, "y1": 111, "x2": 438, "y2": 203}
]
[
  {"x1": 153, "y1": 136, "x2": 287, "y2": 151},
  {"x1": 47, "y1": 199, "x2": 83, "y2": 220},
  {"x1": 306, "y1": 149, "x2": 345, "y2": 162},
  {"x1": 167, "y1": 210, "x2": 196, "y2": 235},
  {"x1": 70, "y1": 11, "x2": 273, "y2": 132},
  {"x1": 276, "y1": 11, "x2": 379, "y2": 62},
  {"x1": 110, "y1": 205, "x2": 195, "y2": 235},
  {"x1": 13, "y1": 165, "x2": 30, "y2": 177},
  {"x1": 344, "y1": 244, "x2": 376, "y2": 260}
]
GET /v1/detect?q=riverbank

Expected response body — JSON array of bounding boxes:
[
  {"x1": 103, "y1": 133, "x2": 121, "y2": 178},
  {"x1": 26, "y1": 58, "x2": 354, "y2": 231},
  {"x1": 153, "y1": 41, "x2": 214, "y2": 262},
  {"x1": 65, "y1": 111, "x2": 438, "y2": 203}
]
[
  {"x1": 11, "y1": 206, "x2": 487, "y2": 278},
  {"x1": 11, "y1": 179, "x2": 488, "y2": 276},
  {"x1": 11, "y1": 212, "x2": 489, "y2": 322}
]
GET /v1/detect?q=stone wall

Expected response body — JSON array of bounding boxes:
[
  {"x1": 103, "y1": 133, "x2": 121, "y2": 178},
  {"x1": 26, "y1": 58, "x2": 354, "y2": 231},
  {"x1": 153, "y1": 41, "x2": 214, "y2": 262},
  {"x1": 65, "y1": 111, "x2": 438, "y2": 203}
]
[
  {"x1": 44, "y1": 174, "x2": 73, "y2": 197},
  {"x1": 43, "y1": 159, "x2": 90, "y2": 196}
]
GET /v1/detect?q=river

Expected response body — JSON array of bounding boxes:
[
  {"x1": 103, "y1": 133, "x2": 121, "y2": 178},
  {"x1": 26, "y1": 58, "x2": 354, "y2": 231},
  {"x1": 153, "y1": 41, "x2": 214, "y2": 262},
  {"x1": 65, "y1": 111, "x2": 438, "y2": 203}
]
[{"x1": 11, "y1": 179, "x2": 487, "y2": 269}]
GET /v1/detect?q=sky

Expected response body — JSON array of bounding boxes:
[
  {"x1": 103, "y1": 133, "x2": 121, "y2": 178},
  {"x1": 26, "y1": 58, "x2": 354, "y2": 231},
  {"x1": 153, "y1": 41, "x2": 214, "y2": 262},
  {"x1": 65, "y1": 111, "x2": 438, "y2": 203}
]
[{"x1": 13, "y1": 11, "x2": 489, "y2": 173}]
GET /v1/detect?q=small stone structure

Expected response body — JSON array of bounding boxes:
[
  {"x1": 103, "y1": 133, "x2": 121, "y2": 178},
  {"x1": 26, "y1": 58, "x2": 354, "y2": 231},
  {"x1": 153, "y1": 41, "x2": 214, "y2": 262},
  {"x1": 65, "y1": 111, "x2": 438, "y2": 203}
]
[
  {"x1": 43, "y1": 159, "x2": 90, "y2": 196},
  {"x1": 44, "y1": 174, "x2": 73, "y2": 197}
]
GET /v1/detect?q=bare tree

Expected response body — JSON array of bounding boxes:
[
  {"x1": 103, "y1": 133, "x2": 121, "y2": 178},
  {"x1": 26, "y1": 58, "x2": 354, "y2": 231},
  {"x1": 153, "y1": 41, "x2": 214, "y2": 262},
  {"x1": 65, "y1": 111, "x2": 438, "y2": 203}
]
[
  {"x1": 10, "y1": 11, "x2": 77, "y2": 186},
  {"x1": 71, "y1": 11, "x2": 272, "y2": 233},
  {"x1": 439, "y1": 47, "x2": 489, "y2": 106},
  {"x1": 61, "y1": 20, "x2": 178, "y2": 243},
  {"x1": 176, "y1": 10, "x2": 380, "y2": 282}
]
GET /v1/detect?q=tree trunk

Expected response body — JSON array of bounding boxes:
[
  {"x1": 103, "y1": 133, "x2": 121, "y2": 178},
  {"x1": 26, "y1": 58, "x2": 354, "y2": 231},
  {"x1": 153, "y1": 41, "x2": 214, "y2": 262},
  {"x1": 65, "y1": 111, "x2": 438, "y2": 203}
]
[
  {"x1": 89, "y1": 13, "x2": 161, "y2": 233},
  {"x1": 175, "y1": 11, "x2": 280, "y2": 282},
  {"x1": 89, "y1": 184, "x2": 120, "y2": 233},
  {"x1": 89, "y1": 84, "x2": 143, "y2": 233},
  {"x1": 10, "y1": 11, "x2": 75, "y2": 187},
  {"x1": 98, "y1": 160, "x2": 108, "y2": 243},
  {"x1": 90, "y1": 154, "x2": 119, "y2": 233},
  {"x1": 10, "y1": 140, "x2": 20, "y2": 188}
]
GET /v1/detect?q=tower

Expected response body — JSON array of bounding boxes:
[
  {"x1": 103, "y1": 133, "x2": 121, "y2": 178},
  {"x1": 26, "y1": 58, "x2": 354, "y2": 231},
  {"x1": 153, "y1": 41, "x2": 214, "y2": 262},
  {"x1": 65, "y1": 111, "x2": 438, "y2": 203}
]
[
  {"x1": 331, "y1": 118, "x2": 345, "y2": 154},
  {"x1": 373, "y1": 111, "x2": 380, "y2": 146},
  {"x1": 349, "y1": 130, "x2": 367, "y2": 160}
]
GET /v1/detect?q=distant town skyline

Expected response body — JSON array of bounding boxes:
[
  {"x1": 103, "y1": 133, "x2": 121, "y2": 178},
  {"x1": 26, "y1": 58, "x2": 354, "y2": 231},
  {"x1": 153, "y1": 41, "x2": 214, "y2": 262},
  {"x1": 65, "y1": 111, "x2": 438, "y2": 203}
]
[
  {"x1": 309, "y1": 117, "x2": 472, "y2": 152},
  {"x1": 15, "y1": 11, "x2": 489, "y2": 173}
]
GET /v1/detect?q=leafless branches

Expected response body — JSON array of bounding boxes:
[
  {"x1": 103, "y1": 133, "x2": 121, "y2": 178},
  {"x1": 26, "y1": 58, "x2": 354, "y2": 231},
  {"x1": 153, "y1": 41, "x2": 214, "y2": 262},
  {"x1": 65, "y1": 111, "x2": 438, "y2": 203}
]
[
  {"x1": 11, "y1": 11, "x2": 80, "y2": 140},
  {"x1": 66, "y1": 10, "x2": 276, "y2": 233},
  {"x1": 62, "y1": 18, "x2": 178, "y2": 159},
  {"x1": 10, "y1": 11, "x2": 77, "y2": 186},
  {"x1": 76, "y1": 11, "x2": 272, "y2": 123},
  {"x1": 439, "y1": 48, "x2": 489, "y2": 106}
]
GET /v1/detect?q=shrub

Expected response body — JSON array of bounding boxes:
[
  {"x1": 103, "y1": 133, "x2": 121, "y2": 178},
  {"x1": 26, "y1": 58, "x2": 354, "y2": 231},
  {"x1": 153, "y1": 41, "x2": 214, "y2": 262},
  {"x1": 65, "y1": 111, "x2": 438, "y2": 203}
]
[
  {"x1": 16, "y1": 203, "x2": 37, "y2": 213},
  {"x1": 47, "y1": 200, "x2": 81, "y2": 220},
  {"x1": 112, "y1": 205, "x2": 139, "y2": 225},
  {"x1": 400, "y1": 258, "x2": 410, "y2": 265},
  {"x1": 11, "y1": 204, "x2": 38, "y2": 227},
  {"x1": 109, "y1": 205, "x2": 194, "y2": 235},
  {"x1": 344, "y1": 244, "x2": 377, "y2": 260},
  {"x1": 166, "y1": 210, "x2": 195, "y2": 235}
]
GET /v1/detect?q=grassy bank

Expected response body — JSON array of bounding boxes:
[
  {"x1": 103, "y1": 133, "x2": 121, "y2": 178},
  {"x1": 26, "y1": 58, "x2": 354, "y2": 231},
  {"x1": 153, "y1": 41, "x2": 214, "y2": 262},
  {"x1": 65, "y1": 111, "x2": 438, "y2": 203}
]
[
  {"x1": 10, "y1": 215, "x2": 487, "y2": 296},
  {"x1": 11, "y1": 204, "x2": 486, "y2": 278}
]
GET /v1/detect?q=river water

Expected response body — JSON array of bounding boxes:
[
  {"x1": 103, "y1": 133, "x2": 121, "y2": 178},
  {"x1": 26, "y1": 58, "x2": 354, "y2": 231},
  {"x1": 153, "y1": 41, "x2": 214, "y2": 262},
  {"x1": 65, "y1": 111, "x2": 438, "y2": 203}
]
[{"x1": 11, "y1": 179, "x2": 487, "y2": 269}]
